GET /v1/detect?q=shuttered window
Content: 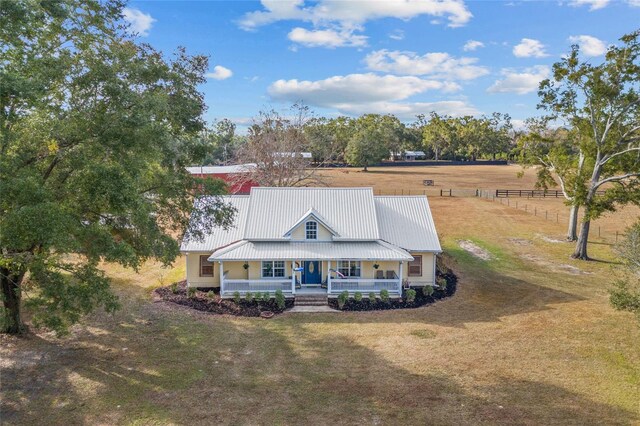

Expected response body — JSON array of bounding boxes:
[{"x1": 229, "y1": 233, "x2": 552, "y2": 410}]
[
  {"x1": 200, "y1": 255, "x2": 214, "y2": 277},
  {"x1": 408, "y1": 256, "x2": 422, "y2": 277}
]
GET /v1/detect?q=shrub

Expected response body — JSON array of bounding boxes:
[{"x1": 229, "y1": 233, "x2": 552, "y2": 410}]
[
  {"x1": 187, "y1": 286, "x2": 197, "y2": 298},
  {"x1": 275, "y1": 289, "x2": 286, "y2": 309},
  {"x1": 422, "y1": 285, "x2": 434, "y2": 297},
  {"x1": 262, "y1": 292, "x2": 271, "y2": 303},
  {"x1": 233, "y1": 291, "x2": 241, "y2": 304},
  {"x1": 170, "y1": 282, "x2": 179, "y2": 294},
  {"x1": 437, "y1": 277, "x2": 447, "y2": 291},
  {"x1": 354, "y1": 291, "x2": 363, "y2": 302},
  {"x1": 338, "y1": 291, "x2": 349, "y2": 309},
  {"x1": 245, "y1": 292, "x2": 253, "y2": 303},
  {"x1": 368, "y1": 292, "x2": 377, "y2": 303},
  {"x1": 207, "y1": 290, "x2": 216, "y2": 299},
  {"x1": 405, "y1": 288, "x2": 416, "y2": 303},
  {"x1": 609, "y1": 279, "x2": 640, "y2": 315},
  {"x1": 380, "y1": 289, "x2": 389, "y2": 303},
  {"x1": 254, "y1": 292, "x2": 262, "y2": 301}
]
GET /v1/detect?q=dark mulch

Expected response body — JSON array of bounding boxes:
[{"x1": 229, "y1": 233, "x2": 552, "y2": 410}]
[
  {"x1": 328, "y1": 260, "x2": 458, "y2": 312},
  {"x1": 154, "y1": 281, "x2": 292, "y2": 317}
]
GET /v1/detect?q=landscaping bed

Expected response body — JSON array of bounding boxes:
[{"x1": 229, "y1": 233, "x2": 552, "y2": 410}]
[
  {"x1": 328, "y1": 259, "x2": 457, "y2": 311},
  {"x1": 154, "y1": 281, "x2": 293, "y2": 317}
]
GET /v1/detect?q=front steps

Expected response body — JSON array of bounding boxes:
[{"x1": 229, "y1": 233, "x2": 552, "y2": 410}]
[{"x1": 294, "y1": 294, "x2": 328, "y2": 307}]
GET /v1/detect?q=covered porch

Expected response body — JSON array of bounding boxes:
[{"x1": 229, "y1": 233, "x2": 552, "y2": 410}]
[{"x1": 217, "y1": 259, "x2": 405, "y2": 298}]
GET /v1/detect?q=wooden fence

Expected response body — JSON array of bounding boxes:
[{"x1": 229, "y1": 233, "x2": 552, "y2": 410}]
[{"x1": 495, "y1": 189, "x2": 606, "y2": 198}]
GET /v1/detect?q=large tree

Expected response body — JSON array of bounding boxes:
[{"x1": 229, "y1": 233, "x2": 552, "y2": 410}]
[
  {"x1": 0, "y1": 0, "x2": 233, "y2": 334},
  {"x1": 518, "y1": 120, "x2": 585, "y2": 241},
  {"x1": 234, "y1": 105, "x2": 322, "y2": 186},
  {"x1": 538, "y1": 30, "x2": 640, "y2": 259},
  {"x1": 345, "y1": 114, "x2": 393, "y2": 171}
]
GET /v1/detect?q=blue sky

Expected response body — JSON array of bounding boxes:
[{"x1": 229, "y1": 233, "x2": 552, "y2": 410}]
[{"x1": 124, "y1": 0, "x2": 640, "y2": 130}]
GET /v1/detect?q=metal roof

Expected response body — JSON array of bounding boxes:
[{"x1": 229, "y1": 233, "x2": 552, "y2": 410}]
[
  {"x1": 243, "y1": 187, "x2": 380, "y2": 240},
  {"x1": 186, "y1": 164, "x2": 256, "y2": 174},
  {"x1": 209, "y1": 241, "x2": 413, "y2": 261},
  {"x1": 374, "y1": 196, "x2": 442, "y2": 252},
  {"x1": 180, "y1": 196, "x2": 249, "y2": 252}
]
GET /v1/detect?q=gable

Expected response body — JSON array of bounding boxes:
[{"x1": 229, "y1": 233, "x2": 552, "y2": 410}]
[{"x1": 243, "y1": 187, "x2": 380, "y2": 240}]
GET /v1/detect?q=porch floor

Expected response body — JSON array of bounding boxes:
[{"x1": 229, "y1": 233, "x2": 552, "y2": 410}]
[{"x1": 295, "y1": 286, "x2": 327, "y2": 295}]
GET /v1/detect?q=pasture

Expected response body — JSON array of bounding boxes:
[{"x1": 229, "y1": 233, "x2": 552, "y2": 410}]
[{"x1": 1, "y1": 165, "x2": 639, "y2": 425}]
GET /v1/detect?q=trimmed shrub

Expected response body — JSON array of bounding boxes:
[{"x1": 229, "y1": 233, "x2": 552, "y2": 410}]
[
  {"x1": 233, "y1": 291, "x2": 241, "y2": 304},
  {"x1": 338, "y1": 291, "x2": 349, "y2": 309},
  {"x1": 368, "y1": 292, "x2": 377, "y2": 303},
  {"x1": 437, "y1": 277, "x2": 447, "y2": 291},
  {"x1": 245, "y1": 292, "x2": 254, "y2": 303},
  {"x1": 170, "y1": 282, "x2": 179, "y2": 294},
  {"x1": 354, "y1": 291, "x2": 363, "y2": 302},
  {"x1": 254, "y1": 292, "x2": 262, "y2": 301},
  {"x1": 422, "y1": 285, "x2": 434, "y2": 297},
  {"x1": 262, "y1": 292, "x2": 270, "y2": 303},
  {"x1": 207, "y1": 290, "x2": 216, "y2": 299},
  {"x1": 275, "y1": 289, "x2": 286, "y2": 309},
  {"x1": 187, "y1": 286, "x2": 197, "y2": 298},
  {"x1": 379, "y1": 289, "x2": 390, "y2": 303},
  {"x1": 405, "y1": 288, "x2": 416, "y2": 303}
]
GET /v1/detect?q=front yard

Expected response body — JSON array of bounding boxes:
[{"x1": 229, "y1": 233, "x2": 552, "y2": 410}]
[{"x1": 1, "y1": 195, "x2": 639, "y2": 425}]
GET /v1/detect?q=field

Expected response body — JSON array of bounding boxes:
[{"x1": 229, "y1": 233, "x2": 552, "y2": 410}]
[{"x1": 2, "y1": 165, "x2": 639, "y2": 425}]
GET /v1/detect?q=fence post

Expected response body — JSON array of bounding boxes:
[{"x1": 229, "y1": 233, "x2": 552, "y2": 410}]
[
  {"x1": 598, "y1": 226, "x2": 601, "y2": 238},
  {"x1": 449, "y1": 189, "x2": 452, "y2": 197},
  {"x1": 440, "y1": 189, "x2": 443, "y2": 197}
]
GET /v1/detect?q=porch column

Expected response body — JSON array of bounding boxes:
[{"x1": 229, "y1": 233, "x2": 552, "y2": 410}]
[
  {"x1": 291, "y1": 261, "x2": 296, "y2": 295},
  {"x1": 327, "y1": 260, "x2": 332, "y2": 294},
  {"x1": 219, "y1": 261, "x2": 225, "y2": 296},
  {"x1": 398, "y1": 261, "x2": 403, "y2": 293}
]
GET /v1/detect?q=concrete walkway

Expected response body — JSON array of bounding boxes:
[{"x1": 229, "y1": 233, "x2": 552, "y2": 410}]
[{"x1": 288, "y1": 305, "x2": 339, "y2": 313}]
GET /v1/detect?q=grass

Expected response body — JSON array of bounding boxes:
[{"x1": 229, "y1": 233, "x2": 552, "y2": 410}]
[{"x1": 2, "y1": 166, "x2": 640, "y2": 425}]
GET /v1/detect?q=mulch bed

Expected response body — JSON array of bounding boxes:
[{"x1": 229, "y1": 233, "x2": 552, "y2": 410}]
[
  {"x1": 154, "y1": 281, "x2": 293, "y2": 317},
  {"x1": 328, "y1": 262, "x2": 458, "y2": 312}
]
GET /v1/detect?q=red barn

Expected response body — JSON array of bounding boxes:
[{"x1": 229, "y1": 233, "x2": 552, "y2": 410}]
[{"x1": 186, "y1": 164, "x2": 258, "y2": 194}]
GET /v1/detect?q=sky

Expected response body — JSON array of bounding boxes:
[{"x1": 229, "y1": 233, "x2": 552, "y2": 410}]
[{"x1": 123, "y1": 0, "x2": 640, "y2": 131}]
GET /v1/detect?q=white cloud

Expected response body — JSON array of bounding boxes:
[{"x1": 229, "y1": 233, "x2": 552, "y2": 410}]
[
  {"x1": 206, "y1": 66, "x2": 233, "y2": 80},
  {"x1": 268, "y1": 73, "x2": 460, "y2": 106},
  {"x1": 487, "y1": 66, "x2": 550, "y2": 95},
  {"x1": 568, "y1": 0, "x2": 610, "y2": 10},
  {"x1": 336, "y1": 100, "x2": 479, "y2": 119},
  {"x1": 288, "y1": 27, "x2": 367, "y2": 48},
  {"x1": 123, "y1": 7, "x2": 156, "y2": 37},
  {"x1": 389, "y1": 29, "x2": 405, "y2": 41},
  {"x1": 463, "y1": 40, "x2": 484, "y2": 51},
  {"x1": 513, "y1": 38, "x2": 548, "y2": 58},
  {"x1": 239, "y1": 0, "x2": 473, "y2": 30},
  {"x1": 630, "y1": 0, "x2": 640, "y2": 6},
  {"x1": 568, "y1": 35, "x2": 607, "y2": 56},
  {"x1": 364, "y1": 50, "x2": 489, "y2": 80}
]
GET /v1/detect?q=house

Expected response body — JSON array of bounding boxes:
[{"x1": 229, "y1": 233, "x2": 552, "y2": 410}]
[
  {"x1": 180, "y1": 187, "x2": 441, "y2": 298},
  {"x1": 186, "y1": 164, "x2": 258, "y2": 194},
  {"x1": 403, "y1": 150, "x2": 426, "y2": 161}
]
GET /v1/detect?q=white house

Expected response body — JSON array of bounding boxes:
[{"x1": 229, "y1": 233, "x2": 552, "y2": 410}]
[{"x1": 180, "y1": 187, "x2": 441, "y2": 298}]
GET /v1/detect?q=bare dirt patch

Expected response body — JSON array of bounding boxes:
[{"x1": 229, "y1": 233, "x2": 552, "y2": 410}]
[
  {"x1": 519, "y1": 254, "x2": 592, "y2": 275},
  {"x1": 507, "y1": 238, "x2": 532, "y2": 246},
  {"x1": 459, "y1": 240, "x2": 492, "y2": 260},
  {"x1": 536, "y1": 234, "x2": 566, "y2": 244}
]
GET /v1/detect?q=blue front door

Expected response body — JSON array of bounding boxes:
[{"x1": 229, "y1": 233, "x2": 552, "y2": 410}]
[{"x1": 303, "y1": 261, "x2": 321, "y2": 284}]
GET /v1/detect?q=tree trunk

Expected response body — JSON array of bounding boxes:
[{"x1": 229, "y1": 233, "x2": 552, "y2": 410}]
[
  {"x1": 363, "y1": 165, "x2": 368, "y2": 172},
  {"x1": 567, "y1": 204, "x2": 579, "y2": 241},
  {"x1": 1, "y1": 267, "x2": 24, "y2": 334},
  {"x1": 572, "y1": 219, "x2": 591, "y2": 260},
  {"x1": 435, "y1": 147, "x2": 439, "y2": 161}
]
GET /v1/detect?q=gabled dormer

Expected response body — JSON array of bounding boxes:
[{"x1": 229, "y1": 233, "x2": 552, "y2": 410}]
[{"x1": 283, "y1": 208, "x2": 339, "y2": 241}]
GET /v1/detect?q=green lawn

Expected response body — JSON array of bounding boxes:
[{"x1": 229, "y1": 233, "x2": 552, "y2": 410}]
[{"x1": 1, "y1": 196, "x2": 639, "y2": 425}]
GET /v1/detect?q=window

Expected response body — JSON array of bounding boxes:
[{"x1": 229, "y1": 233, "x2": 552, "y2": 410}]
[
  {"x1": 262, "y1": 261, "x2": 285, "y2": 278},
  {"x1": 305, "y1": 221, "x2": 317, "y2": 240},
  {"x1": 337, "y1": 260, "x2": 361, "y2": 277},
  {"x1": 408, "y1": 255, "x2": 422, "y2": 277},
  {"x1": 200, "y1": 255, "x2": 214, "y2": 277}
]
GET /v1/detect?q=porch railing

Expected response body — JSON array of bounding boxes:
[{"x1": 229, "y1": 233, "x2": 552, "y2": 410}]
[
  {"x1": 330, "y1": 278, "x2": 400, "y2": 294},
  {"x1": 222, "y1": 279, "x2": 292, "y2": 296}
]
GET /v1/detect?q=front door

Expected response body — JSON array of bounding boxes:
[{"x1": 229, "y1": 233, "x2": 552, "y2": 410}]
[{"x1": 303, "y1": 261, "x2": 321, "y2": 285}]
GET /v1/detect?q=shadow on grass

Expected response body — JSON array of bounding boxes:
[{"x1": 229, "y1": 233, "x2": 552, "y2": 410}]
[{"x1": 1, "y1": 306, "x2": 635, "y2": 425}]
